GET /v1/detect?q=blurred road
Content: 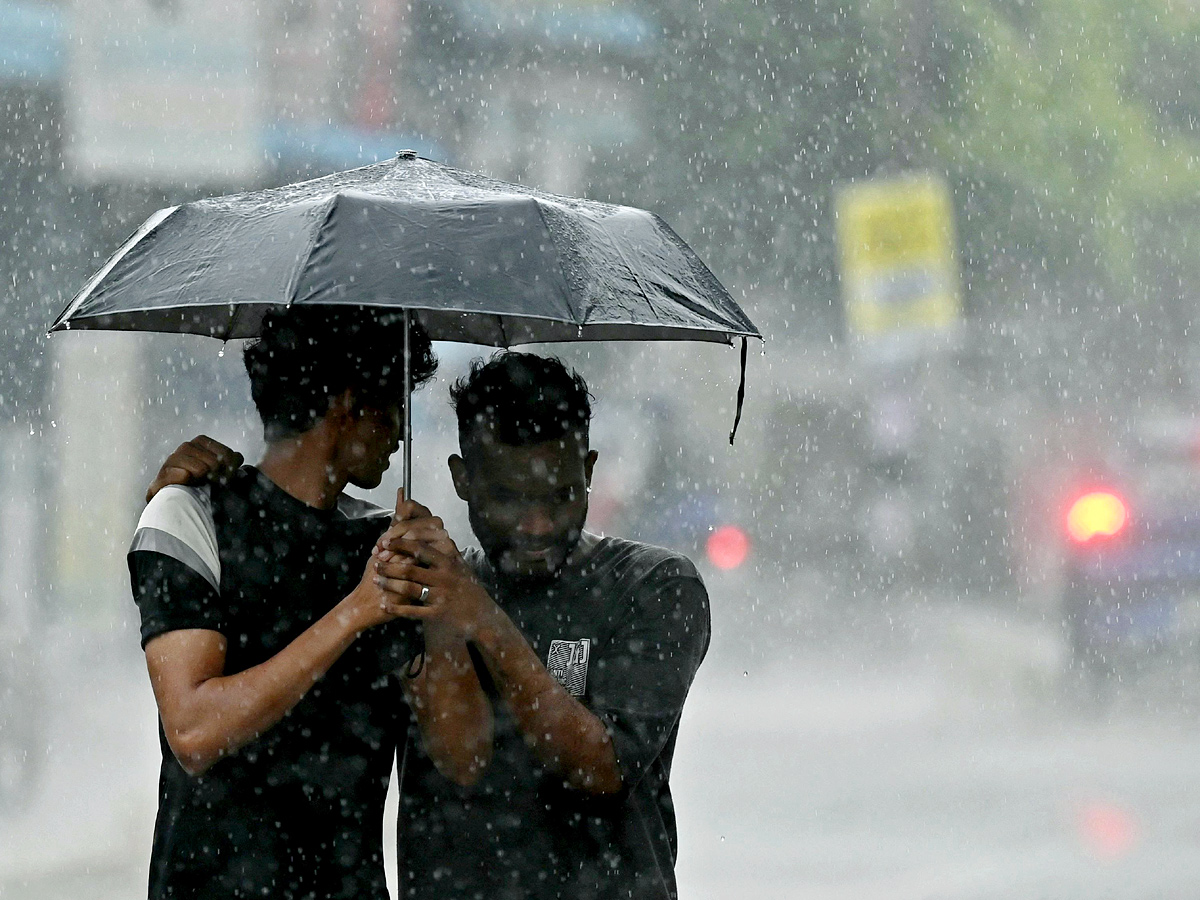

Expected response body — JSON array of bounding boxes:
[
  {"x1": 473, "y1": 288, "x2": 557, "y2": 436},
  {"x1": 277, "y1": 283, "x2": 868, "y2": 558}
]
[
  {"x1": 5, "y1": 598, "x2": 1200, "y2": 899},
  {"x1": 0, "y1": 625, "x2": 157, "y2": 900},
  {"x1": 676, "y1": 595, "x2": 1200, "y2": 899}
]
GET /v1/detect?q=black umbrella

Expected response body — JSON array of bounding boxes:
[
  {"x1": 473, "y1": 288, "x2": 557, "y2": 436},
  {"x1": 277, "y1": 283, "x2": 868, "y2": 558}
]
[{"x1": 50, "y1": 152, "x2": 760, "y2": 494}]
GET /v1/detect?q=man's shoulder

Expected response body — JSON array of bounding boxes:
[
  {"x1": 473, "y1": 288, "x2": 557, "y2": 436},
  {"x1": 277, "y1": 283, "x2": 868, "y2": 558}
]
[
  {"x1": 136, "y1": 483, "x2": 214, "y2": 531},
  {"x1": 138, "y1": 466, "x2": 269, "y2": 534},
  {"x1": 588, "y1": 535, "x2": 710, "y2": 657},
  {"x1": 589, "y1": 533, "x2": 703, "y2": 584},
  {"x1": 131, "y1": 484, "x2": 220, "y2": 590}
]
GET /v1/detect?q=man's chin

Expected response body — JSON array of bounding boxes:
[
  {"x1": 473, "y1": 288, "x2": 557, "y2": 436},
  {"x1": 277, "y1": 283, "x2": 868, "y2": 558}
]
[{"x1": 348, "y1": 471, "x2": 385, "y2": 490}]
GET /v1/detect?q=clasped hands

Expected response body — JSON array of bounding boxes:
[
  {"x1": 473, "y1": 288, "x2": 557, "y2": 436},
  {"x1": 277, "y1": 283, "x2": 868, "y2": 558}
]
[{"x1": 368, "y1": 492, "x2": 499, "y2": 640}]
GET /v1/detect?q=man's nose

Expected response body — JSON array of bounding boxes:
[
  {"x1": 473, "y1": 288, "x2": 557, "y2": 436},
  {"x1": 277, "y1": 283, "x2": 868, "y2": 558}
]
[{"x1": 517, "y1": 505, "x2": 556, "y2": 537}]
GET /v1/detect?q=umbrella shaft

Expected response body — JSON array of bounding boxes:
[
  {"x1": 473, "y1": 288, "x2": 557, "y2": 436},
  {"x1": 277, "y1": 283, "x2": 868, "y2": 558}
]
[{"x1": 404, "y1": 310, "x2": 413, "y2": 500}]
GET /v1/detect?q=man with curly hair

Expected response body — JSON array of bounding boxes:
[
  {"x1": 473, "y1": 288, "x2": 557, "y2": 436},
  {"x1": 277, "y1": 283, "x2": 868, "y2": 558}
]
[{"x1": 129, "y1": 306, "x2": 443, "y2": 900}]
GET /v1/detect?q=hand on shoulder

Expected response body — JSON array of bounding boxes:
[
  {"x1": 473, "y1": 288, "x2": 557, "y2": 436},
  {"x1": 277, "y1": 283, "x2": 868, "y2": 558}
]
[{"x1": 146, "y1": 435, "x2": 243, "y2": 502}]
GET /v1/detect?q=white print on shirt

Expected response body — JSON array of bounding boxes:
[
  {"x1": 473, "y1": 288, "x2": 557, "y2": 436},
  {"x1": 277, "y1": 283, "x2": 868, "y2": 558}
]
[{"x1": 547, "y1": 638, "x2": 591, "y2": 697}]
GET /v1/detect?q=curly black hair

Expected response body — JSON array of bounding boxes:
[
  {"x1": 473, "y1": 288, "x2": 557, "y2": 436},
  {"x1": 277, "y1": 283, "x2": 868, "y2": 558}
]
[
  {"x1": 244, "y1": 306, "x2": 437, "y2": 441},
  {"x1": 449, "y1": 351, "x2": 593, "y2": 454}
]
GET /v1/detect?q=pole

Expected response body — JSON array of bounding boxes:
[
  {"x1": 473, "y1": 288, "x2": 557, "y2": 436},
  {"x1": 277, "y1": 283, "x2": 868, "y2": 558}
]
[{"x1": 403, "y1": 309, "x2": 413, "y2": 500}]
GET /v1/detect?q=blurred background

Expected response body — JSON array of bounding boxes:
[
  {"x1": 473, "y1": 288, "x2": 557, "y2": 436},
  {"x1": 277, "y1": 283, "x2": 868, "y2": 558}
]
[{"x1": 6, "y1": 0, "x2": 1200, "y2": 896}]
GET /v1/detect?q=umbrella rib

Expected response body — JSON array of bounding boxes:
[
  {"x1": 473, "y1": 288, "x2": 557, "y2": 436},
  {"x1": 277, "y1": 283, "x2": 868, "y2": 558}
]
[
  {"x1": 596, "y1": 217, "x2": 664, "y2": 327},
  {"x1": 528, "y1": 199, "x2": 585, "y2": 333},
  {"x1": 285, "y1": 194, "x2": 341, "y2": 307},
  {"x1": 50, "y1": 206, "x2": 180, "y2": 332}
]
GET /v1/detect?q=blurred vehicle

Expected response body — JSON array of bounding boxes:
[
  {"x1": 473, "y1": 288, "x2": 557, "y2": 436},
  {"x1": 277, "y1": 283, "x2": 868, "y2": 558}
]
[{"x1": 1059, "y1": 418, "x2": 1200, "y2": 684}]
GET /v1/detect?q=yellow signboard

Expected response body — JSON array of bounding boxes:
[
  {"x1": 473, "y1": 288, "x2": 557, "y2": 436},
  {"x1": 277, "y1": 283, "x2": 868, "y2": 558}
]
[{"x1": 836, "y1": 175, "x2": 961, "y2": 342}]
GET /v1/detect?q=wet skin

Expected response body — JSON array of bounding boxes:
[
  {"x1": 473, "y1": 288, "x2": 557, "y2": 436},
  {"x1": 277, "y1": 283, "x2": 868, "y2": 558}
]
[
  {"x1": 449, "y1": 427, "x2": 598, "y2": 580},
  {"x1": 343, "y1": 403, "x2": 402, "y2": 490}
]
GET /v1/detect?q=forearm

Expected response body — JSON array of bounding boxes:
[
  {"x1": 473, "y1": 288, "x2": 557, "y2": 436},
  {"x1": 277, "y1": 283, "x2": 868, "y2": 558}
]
[
  {"x1": 403, "y1": 623, "x2": 494, "y2": 786},
  {"x1": 152, "y1": 597, "x2": 370, "y2": 775},
  {"x1": 473, "y1": 616, "x2": 622, "y2": 794}
]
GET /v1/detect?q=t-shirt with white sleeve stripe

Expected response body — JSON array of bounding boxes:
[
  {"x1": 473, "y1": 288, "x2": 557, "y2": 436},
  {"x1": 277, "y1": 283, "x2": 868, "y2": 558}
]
[
  {"x1": 130, "y1": 484, "x2": 219, "y2": 590},
  {"x1": 126, "y1": 465, "x2": 417, "y2": 900},
  {"x1": 130, "y1": 484, "x2": 225, "y2": 643}
]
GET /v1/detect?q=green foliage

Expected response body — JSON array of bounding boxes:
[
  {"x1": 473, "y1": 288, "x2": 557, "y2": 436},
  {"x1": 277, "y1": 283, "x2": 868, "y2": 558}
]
[
  {"x1": 923, "y1": 0, "x2": 1200, "y2": 301},
  {"x1": 643, "y1": 0, "x2": 1200, "y2": 337}
]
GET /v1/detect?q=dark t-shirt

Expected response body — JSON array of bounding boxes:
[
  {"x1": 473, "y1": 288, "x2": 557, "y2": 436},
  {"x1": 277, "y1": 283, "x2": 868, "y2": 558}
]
[
  {"x1": 396, "y1": 532, "x2": 710, "y2": 900},
  {"x1": 128, "y1": 467, "x2": 416, "y2": 900}
]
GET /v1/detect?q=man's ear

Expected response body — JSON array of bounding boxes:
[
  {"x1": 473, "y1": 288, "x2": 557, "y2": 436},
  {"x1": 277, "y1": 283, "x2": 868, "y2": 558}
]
[
  {"x1": 448, "y1": 454, "x2": 471, "y2": 501},
  {"x1": 327, "y1": 389, "x2": 357, "y2": 430}
]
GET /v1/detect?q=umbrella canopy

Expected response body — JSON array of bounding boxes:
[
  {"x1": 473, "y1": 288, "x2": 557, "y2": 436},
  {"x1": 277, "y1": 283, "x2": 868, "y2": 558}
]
[
  {"x1": 50, "y1": 152, "x2": 760, "y2": 493},
  {"x1": 50, "y1": 151, "x2": 759, "y2": 348}
]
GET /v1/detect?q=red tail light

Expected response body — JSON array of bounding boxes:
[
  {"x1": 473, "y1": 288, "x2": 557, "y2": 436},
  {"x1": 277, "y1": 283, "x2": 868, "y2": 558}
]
[
  {"x1": 1066, "y1": 491, "x2": 1128, "y2": 543},
  {"x1": 706, "y1": 525, "x2": 750, "y2": 570}
]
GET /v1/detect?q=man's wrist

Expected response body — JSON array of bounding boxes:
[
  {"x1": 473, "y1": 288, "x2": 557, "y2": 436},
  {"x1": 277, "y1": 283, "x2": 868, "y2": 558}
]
[
  {"x1": 334, "y1": 590, "x2": 376, "y2": 636},
  {"x1": 424, "y1": 618, "x2": 468, "y2": 652},
  {"x1": 469, "y1": 610, "x2": 514, "y2": 662}
]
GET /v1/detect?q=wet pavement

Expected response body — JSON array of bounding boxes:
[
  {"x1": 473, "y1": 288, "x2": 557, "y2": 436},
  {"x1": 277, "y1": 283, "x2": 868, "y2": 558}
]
[
  {"x1": 675, "y1": 595, "x2": 1200, "y2": 899},
  {"x1": 0, "y1": 625, "x2": 157, "y2": 900},
  {"x1": 675, "y1": 658, "x2": 1200, "y2": 899}
]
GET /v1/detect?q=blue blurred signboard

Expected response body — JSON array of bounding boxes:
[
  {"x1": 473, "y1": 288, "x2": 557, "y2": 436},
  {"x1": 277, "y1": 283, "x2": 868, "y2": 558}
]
[
  {"x1": 65, "y1": 0, "x2": 264, "y2": 185},
  {"x1": 4, "y1": 0, "x2": 653, "y2": 186},
  {"x1": 445, "y1": 0, "x2": 654, "y2": 53},
  {"x1": 0, "y1": 0, "x2": 64, "y2": 84}
]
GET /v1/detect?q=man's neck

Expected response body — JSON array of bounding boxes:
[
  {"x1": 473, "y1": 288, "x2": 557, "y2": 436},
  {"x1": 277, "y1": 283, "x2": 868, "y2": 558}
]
[{"x1": 257, "y1": 431, "x2": 346, "y2": 510}]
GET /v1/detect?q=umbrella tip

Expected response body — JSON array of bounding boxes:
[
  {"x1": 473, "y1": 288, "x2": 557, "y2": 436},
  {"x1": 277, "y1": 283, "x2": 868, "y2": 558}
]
[{"x1": 396, "y1": 149, "x2": 418, "y2": 160}]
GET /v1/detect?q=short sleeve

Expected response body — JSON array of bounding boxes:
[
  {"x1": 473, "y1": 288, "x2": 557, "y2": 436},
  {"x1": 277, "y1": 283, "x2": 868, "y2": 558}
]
[
  {"x1": 128, "y1": 485, "x2": 224, "y2": 648},
  {"x1": 129, "y1": 551, "x2": 224, "y2": 648},
  {"x1": 130, "y1": 485, "x2": 220, "y2": 589},
  {"x1": 587, "y1": 565, "x2": 710, "y2": 790}
]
